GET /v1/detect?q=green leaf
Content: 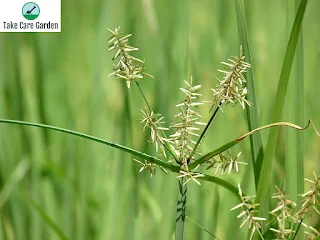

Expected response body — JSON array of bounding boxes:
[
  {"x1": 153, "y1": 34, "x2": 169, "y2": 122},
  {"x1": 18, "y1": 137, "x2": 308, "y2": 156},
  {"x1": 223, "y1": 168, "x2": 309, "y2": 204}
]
[
  {"x1": 0, "y1": 159, "x2": 29, "y2": 209},
  {"x1": 0, "y1": 119, "x2": 180, "y2": 173},
  {"x1": 201, "y1": 174, "x2": 241, "y2": 202},
  {"x1": 235, "y1": 0, "x2": 263, "y2": 187},
  {"x1": 19, "y1": 193, "x2": 69, "y2": 240},
  {"x1": 190, "y1": 121, "x2": 310, "y2": 170},
  {"x1": 285, "y1": 0, "x2": 305, "y2": 230}
]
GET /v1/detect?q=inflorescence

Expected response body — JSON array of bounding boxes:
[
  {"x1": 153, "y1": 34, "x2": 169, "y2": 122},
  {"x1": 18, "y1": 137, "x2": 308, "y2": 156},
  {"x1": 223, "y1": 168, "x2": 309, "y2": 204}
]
[
  {"x1": 210, "y1": 46, "x2": 251, "y2": 110},
  {"x1": 107, "y1": 27, "x2": 251, "y2": 183},
  {"x1": 107, "y1": 26, "x2": 153, "y2": 88},
  {"x1": 232, "y1": 174, "x2": 320, "y2": 240}
]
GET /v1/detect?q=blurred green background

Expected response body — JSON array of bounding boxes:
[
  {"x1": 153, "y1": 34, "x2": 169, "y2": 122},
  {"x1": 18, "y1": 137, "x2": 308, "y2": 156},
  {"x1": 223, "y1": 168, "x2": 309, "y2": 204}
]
[{"x1": 0, "y1": 0, "x2": 319, "y2": 239}]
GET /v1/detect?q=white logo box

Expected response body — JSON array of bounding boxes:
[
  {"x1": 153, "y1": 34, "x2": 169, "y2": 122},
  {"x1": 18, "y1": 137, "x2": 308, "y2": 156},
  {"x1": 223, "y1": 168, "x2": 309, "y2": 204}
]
[{"x1": 0, "y1": 0, "x2": 61, "y2": 32}]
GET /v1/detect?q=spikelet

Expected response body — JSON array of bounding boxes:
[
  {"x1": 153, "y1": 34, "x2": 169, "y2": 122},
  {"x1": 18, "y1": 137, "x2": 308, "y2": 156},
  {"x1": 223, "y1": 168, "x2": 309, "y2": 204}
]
[
  {"x1": 296, "y1": 173, "x2": 320, "y2": 218},
  {"x1": 141, "y1": 107, "x2": 172, "y2": 158},
  {"x1": 269, "y1": 186, "x2": 297, "y2": 239},
  {"x1": 231, "y1": 184, "x2": 266, "y2": 240},
  {"x1": 107, "y1": 26, "x2": 153, "y2": 88},
  {"x1": 206, "y1": 150, "x2": 247, "y2": 175},
  {"x1": 170, "y1": 77, "x2": 206, "y2": 165},
  {"x1": 210, "y1": 46, "x2": 251, "y2": 109}
]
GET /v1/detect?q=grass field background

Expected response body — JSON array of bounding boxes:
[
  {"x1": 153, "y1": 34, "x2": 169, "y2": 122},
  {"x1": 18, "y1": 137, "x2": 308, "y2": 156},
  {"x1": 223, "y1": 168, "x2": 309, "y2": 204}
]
[{"x1": 0, "y1": 0, "x2": 319, "y2": 239}]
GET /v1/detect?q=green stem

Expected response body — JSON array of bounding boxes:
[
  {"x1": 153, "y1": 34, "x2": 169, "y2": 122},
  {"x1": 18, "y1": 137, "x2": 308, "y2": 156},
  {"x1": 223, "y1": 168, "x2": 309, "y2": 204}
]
[
  {"x1": 0, "y1": 119, "x2": 179, "y2": 173},
  {"x1": 175, "y1": 178, "x2": 187, "y2": 240},
  {"x1": 201, "y1": 174, "x2": 241, "y2": 201},
  {"x1": 185, "y1": 216, "x2": 218, "y2": 239},
  {"x1": 292, "y1": 218, "x2": 304, "y2": 240},
  {"x1": 135, "y1": 80, "x2": 152, "y2": 112},
  {"x1": 188, "y1": 102, "x2": 221, "y2": 162}
]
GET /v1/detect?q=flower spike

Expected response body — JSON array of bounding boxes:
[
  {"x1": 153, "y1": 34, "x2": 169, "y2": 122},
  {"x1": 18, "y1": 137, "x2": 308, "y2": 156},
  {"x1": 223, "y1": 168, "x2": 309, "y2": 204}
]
[
  {"x1": 210, "y1": 46, "x2": 251, "y2": 109},
  {"x1": 107, "y1": 26, "x2": 153, "y2": 88}
]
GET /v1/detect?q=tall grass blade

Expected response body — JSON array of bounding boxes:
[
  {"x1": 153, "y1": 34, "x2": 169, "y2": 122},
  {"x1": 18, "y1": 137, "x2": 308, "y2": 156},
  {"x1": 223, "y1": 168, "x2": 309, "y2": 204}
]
[
  {"x1": 20, "y1": 193, "x2": 68, "y2": 240},
  {"x1": 285, "y1": 0, "x2": 305, "y2": 238},
  {"x1": 0, "y1": 118, "x2": 179, "y2": 172},
  {"x1": 190, "y1": 120, "x2": 311, "y2": 170},
  {"x1": 185, "y1": 216, "x2": 218, "y2": 239},
  {"x1": 255, "y1": 0, "x2": 308, "y2": 219},
  {"x1": 235, "y1": 0, "x2": 263, "y2": 187},
  {"x1": 0, "y1": 159, "x2": 29, "y2": 209}
]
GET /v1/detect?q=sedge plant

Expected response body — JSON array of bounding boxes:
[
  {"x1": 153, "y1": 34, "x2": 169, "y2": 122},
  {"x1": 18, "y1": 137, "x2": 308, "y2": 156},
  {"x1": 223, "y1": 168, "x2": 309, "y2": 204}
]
[{"x1": 0, "y1": 24, "x2": 319, "y2": 240}]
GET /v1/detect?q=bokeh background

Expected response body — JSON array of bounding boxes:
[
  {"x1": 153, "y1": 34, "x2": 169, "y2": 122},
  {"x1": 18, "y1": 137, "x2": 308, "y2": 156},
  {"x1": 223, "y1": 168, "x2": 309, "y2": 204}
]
[{"x1": 0, "y1": 0, "x2": 319, "y2": 239}]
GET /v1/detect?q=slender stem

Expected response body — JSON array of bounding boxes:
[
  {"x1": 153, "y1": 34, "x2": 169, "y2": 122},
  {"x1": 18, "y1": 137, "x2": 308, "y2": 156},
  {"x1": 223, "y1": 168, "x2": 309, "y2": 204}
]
[
  {"x1": 256, "y1": 229, "x2": 265, "y2": 240},
  {"x1": 292, "y1": 218, "x2": 304, "y2": 240},
  {"x1": 135, "y1": 80, "x2": 152, "y2": 112},
  {"x1": 134, "y1": 80, "x2": 178, "y2": 161},
  {"x1": 175, "y1": 177, "x2": 187, "y2": 240},
  {"x1": 188, "y1": 102, "x2": 221, "y2": 162},
  {"x1": 185, "y1": 216, "x2": 218, "y2": 239}
]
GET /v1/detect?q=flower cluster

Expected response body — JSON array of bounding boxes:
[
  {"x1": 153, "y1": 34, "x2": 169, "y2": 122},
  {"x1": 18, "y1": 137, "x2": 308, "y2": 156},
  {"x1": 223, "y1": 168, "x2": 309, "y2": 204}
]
[
  {"x1": 210, "y1": 46, "x2": 251, "y2": 109},
  {"x1": 231, "y1": 184, "x2": 266, "y2": 240},
  {"x1": 170, "y1": 77, "x2": 206, "y2": 165},
  {"x1": 177, "y1": 165, "x2": 205, "y2": 186},
  {"x1": 296, "y1": 172, "x2": 320, "y2": 218},
  {"x1": 233, "y1": 174, "x2": 320, "y2": 240},
  {"x1": 269, "y1": 186, "x2": 297, "y2": 239},
  {"x1": 133, "y1": 159, "x2": 168, "y2": 177},
  {"x1": 107, "y1": 26, "x2": 153, "y2": 88},
  {"x1": 206, "y1": 150, "x2": 247, "y2": 175},
  {"x1": 141, "y1": 107, "x2": 172, "y2": 157}
]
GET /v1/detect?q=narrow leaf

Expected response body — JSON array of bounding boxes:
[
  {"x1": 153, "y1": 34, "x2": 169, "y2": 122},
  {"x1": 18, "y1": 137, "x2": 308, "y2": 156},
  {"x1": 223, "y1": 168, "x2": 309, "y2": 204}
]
[
  {"x1": 0, "y1": 159, "x2": 29, "y2": 209},
  {"x1": 19, "y1": 193, "x2": 69, "y2": 240},
  {"x1": 235, "y1": 0, "x2": 263, "y2": 187},
  {"x1": 0, "y1": 119, "x2": 180, "y2": 173}
]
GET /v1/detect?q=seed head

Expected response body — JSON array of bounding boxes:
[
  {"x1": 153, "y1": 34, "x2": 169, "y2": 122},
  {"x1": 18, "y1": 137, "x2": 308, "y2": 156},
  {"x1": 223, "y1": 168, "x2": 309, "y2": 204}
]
[
  {"x1": 107, "y1": 26, "x2": 153, "y2": 88},
  {"x1": 210, "y1": 46, "x2": 251, "y2": 109},
  {"x1": 170, "y1": 77, "x2": 206, "y2": 165}
]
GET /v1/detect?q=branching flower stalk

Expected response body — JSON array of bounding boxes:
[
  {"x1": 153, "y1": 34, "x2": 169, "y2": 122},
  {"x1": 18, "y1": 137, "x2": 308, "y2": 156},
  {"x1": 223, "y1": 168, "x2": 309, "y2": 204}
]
[
  {"x1": 107, "y1": 26, "x2": 176, "y2": 160},
  {"x1": 188, "y1": 47, "x2": 251, "y2": 163},
  {"x1": 269, "y1": 186, "x2": 297, "y2": 239},
  {"x1": 170, "y1": 77, "x2": 206, "y2": 168}
]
